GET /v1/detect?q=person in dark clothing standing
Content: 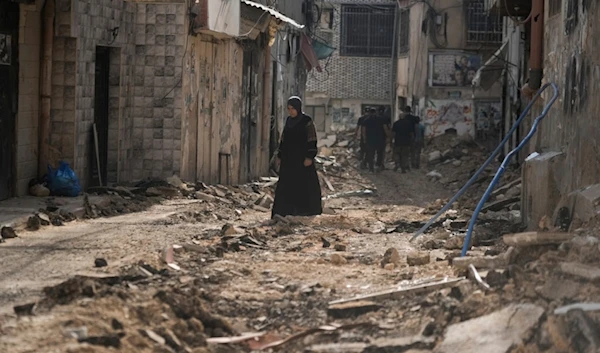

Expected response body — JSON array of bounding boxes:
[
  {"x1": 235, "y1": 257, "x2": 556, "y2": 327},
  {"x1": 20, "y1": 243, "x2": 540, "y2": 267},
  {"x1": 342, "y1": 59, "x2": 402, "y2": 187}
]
[
  {"x1": 271, "y1": 96, "x2": 323, "y2": 219},
  {"x1": 356, "y1": 111, "x2": 369, "y2": 169},
  {"x1": 361, "y1": 108, "x2": 388, "y2": 172},
  {"x1": 376, "y1": 106, "x2": 392, "y2": 170},
  {"x1": 412, "y1": 121, "x2": 425, "y2": 169},
  {"x1": 401, "y1": 106, "x2": 420, "y2": 169},
  {"x1": 392, "y1": 112, "x2": 414, "y2": 173}
]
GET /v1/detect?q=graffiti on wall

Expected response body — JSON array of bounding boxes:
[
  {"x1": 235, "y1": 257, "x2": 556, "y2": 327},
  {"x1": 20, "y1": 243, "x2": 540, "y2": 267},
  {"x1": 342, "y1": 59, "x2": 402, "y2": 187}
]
[
  {"x1": 475, "y1": 101, "x2": 501, "y2": 132},
  {"x1": 331, "y1": 107, "x2": 357, "y2": 131},
  {"x1": 0, "y1": 34, "x2": 11, "y2": 65},
  {"x1": 424, "y1": 100, "x2": 474, "y2": 137},
  {"x1": 430, "y1": 53, "x2": 482, "y2": 87}
]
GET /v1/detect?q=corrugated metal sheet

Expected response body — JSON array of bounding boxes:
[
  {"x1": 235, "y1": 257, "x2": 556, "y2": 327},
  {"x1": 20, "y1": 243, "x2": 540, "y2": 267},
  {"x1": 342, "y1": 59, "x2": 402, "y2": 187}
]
[{"x1": 241, "y1": 0, "x2": 305, "y2": 29}]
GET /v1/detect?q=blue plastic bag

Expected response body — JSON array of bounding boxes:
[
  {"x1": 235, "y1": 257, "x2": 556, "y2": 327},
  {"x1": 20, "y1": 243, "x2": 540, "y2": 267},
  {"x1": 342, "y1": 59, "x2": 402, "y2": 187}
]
[{"x1": 47, "y1": 161, "x2": 82, "y2": 197}]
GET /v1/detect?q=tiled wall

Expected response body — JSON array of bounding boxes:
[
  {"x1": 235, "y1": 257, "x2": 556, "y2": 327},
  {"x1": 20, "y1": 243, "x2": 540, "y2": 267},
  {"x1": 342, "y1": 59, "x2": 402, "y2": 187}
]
[{"x1": 130, "y1": 2, "x2": 186, "y2": 180}]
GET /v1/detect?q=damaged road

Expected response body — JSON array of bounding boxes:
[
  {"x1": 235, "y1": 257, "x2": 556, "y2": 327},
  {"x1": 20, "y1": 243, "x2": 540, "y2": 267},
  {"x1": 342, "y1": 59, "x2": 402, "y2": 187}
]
[{"x1": 1, "y1": 134, "x2": 599, "y2": 353}]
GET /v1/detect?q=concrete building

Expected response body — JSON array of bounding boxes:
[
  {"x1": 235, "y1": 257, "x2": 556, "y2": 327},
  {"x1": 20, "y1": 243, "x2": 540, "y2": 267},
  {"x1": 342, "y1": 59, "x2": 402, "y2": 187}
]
[
  {"x1": 305, "y1": 0, "x2": 397, "y2": 133},
  {"x1": 486, "y1": 0, "x2": 600, "y2": 230},
  {"x1": 398, "y1": 0, "x2": 505, "y2": 141},
  {"x1": 0, "y1": 0, "x2": 314, "y2": 200}
]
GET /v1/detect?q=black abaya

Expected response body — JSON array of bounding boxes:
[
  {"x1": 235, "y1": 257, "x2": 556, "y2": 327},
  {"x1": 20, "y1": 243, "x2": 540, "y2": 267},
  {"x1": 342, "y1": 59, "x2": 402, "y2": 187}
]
[{"x1": 271, "y1": 114, "x2": 323, "y2": 218}]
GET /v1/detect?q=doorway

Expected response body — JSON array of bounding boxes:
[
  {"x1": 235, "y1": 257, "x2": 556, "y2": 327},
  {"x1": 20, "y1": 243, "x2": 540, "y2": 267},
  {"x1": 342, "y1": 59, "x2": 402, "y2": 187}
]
[
  {"x1": 0, "y1": 2, "x2": 19, "y2": 200},
  {"x1": 91, "y1": 46, "x2": 110, "y2": 186}
]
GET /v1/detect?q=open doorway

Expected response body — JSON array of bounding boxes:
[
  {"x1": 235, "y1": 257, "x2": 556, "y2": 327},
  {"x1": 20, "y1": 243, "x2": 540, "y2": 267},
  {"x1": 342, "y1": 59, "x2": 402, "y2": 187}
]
[
  {"x1": 0, "y1": 2, "x2": 19, "y2": 200},
  {"x1": 90, "y1": 46, "x2": 110, "y2": 187}
]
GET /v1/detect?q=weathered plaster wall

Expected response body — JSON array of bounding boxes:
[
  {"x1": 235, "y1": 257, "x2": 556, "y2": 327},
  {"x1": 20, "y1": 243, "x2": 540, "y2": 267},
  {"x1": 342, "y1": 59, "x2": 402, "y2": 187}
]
[{"x1": 524, "y1": 0, "x2": 599, "y2": 218}]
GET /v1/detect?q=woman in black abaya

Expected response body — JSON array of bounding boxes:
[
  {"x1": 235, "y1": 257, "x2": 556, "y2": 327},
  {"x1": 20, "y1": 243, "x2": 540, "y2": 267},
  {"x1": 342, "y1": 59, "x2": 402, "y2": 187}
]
[{"x1": 271, "y1": 96, "x2": 323, "y2": 219}]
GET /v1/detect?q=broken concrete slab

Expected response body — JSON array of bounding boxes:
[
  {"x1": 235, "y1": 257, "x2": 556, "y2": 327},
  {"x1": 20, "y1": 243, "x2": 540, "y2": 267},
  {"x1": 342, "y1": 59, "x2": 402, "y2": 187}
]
[
  {"x1": 535, "y1": 276, "x2": 581, "y2": 301},
  {"x1": 327, "y1": 300, "x2": 382, "y2": 319},
  {"x1": 482, "y1": 197, "x2": 520, "y2": 212},
  {"x1": 434, "y1": 304, "x2": 544, "y2": 353},
  {"x1": 559, "y1": 262, "x2": 600, "y2": 281},
  {"x1": 364, "y1": 336, "x2": 435, "y2": 353},
  {"x1": 503, "y1": 231, "x2": 574, "y2": 247},
  {"x1": 572, "y1": 184, "x2": 600, "y2": 224},
  {"x1": 306, "y1": 343, "x2": 367, "y2": 353},
  {"x1": 451, "y1": 254, "x2": 507, "y2": 270},
  {"x1": 407, "y1": 252, "x2": 430, "y2": 266}
]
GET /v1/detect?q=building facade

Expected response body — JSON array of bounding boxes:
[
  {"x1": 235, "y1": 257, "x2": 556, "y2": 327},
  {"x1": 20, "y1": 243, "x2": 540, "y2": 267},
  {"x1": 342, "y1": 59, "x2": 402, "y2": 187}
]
[
  {"x1": 305, "y1": 0, "x2": 396, "y2": 133},
  {"x1": 399, "y1": 0, "x2": 504, "y2": 141},
  {"x1": 0, "y1": 0, "x2": 313, "y2": 200}
]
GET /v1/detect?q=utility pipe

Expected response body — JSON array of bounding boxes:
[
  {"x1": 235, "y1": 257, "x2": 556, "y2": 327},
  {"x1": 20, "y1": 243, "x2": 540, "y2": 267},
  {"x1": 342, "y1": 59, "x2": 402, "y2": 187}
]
[
  {"x1": 522, "y1": 0, "x2": 544, "y2": 95},
  {"x1": 39, "y1": 0, "x2": 55, "y2": 177},
  {"x1": 461, "y1": 82, "x2": 559, "y2": 257},
  {"x1": 410, "y1": 82, "x2": 557, "y2": 242}
]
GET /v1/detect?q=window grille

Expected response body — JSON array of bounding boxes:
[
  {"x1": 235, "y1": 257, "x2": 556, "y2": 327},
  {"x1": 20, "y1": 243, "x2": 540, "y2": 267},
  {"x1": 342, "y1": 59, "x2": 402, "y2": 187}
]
[
  {"x1": 340, "y1": 5, "x2": 395, "y2": 57},
  {"x1": 466, "y1": 0, "x2": 503, "y2": 44}
]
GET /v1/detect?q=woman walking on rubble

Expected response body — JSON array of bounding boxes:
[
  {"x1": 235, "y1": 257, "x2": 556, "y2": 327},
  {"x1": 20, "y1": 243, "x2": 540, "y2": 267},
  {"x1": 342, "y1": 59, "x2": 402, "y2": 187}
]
[{"x1": 271, "y1": 96, "x2": 323, "y2": 219}]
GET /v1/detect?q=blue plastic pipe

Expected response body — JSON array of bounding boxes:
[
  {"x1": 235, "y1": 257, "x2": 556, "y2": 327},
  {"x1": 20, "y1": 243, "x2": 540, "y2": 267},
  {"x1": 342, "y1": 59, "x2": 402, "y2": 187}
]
[
  {"x1": 461, "y1": 83, "x2": 559, "y2": 257},
  {"x1": 410, "y1": 82, "x2": 559, "y2": 242}
]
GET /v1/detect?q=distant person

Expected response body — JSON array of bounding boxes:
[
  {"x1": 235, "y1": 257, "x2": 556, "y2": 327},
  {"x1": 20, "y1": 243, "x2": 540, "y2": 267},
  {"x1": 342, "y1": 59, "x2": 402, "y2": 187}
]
[
  {"x1": 392, "y1": 112, "x2": 414, "y2": 173},
  {"x1": 356, "y1": 109, "x2": 369, "y2": 169},
  {"x1": 376, "y1": 106, "x2": 392, "y2": 170},
  {"x1": 361, "y1": 108, "x2": 387, "y2": 173},
  {"x1": 401, "y1": 106, "x2": 420, "y2": 168},
  {"x1": 412, "y1": 121, "x2": 425, "y2": 169},
  {"x1": 271, "y1": 96, "x2": 322, "y2": 218}
]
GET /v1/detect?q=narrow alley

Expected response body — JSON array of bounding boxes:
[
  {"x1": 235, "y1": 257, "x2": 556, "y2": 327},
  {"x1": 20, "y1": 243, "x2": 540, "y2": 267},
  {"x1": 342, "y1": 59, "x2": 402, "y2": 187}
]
[{"x1": 2, "y1": 0, "x2": 600, "y2": 352}]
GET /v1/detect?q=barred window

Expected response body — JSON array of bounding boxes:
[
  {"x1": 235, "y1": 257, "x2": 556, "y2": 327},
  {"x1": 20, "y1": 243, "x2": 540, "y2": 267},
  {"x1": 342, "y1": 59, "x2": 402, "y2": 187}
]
[
  {"x1": 466, "y1": 0, "x2": 502, "y2": 44},
  {"x1": 398, "y1": 9, "x2": 410, "y2": 54},
  {"x1": 340, "y1": 5, "x2": 395, "y2": 57}
]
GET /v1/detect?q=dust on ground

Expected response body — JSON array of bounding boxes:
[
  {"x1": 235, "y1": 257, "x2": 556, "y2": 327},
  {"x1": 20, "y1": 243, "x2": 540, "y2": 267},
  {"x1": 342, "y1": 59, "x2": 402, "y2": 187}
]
[{"x1": 0, "y1": 133, "x2": 596, "y2": 353}]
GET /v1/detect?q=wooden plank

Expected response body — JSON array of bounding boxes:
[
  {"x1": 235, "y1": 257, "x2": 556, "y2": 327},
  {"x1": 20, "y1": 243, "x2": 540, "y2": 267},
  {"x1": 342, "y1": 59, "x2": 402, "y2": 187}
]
[
  {"x1": 503, "y1": 231, "x2": 574, "y2": 247},
  {"x1": 181, "y1": 37, "x2": 198, "y2": 181},
  {"x1": 210, "y1": 42, "x2": 222, "y2": 184},
  {"x1": 328, "y1": 277, "x2": 465, "y2": 305},
  {"x1": 196, "y1": 40, "x2": 207, "y2": 183},
  {"x1": 229, "y1": 41, "x2": 242, "y2": 185},
  {"x1": 482, "y1": 197, "x2": 520, "y2": 212}
]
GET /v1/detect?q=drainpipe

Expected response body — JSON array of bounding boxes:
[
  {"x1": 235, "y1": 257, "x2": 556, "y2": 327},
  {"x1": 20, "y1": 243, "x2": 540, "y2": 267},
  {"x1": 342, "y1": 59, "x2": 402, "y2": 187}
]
[
  {"x1": 390, "y1": 2, "x2": 399, "y2": 120},
  {"x1": 521, "y1": 0, "x2": 544, "y2": 97},
  {"x1": 39, "y1": 0, "x2": 55, "y2": 177}
]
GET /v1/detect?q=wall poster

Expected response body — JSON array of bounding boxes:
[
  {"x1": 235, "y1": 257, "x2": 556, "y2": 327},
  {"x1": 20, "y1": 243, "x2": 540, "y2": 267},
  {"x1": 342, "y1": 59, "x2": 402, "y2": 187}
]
[
  {"x1": 430, "y1": 53, "x2": 482, "y2": 87},
  {"x1": 0, "y1": 34, "x2": 11, "y2": 66}
]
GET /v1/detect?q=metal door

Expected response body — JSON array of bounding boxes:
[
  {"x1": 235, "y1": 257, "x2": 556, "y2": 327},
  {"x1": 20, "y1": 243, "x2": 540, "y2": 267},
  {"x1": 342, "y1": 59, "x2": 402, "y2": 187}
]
[
  {"x1": 0, "y1": 2, "x2": 19, "y2": 200},
  {"x1": 91, "y1": 47, "x2": 110, "y2": 186}
]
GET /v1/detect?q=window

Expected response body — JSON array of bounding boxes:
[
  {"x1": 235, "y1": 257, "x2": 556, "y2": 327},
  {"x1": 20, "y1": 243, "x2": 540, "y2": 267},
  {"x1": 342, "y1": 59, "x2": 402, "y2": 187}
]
[
  {"x1": 340, "y1": 5, "x2": 395, "y2": 57},
  {"x1": 398, "y1": 9, "x2": 410, "y2": 54},
  {"x1": 466, "y1": 0, "x2": 502, "y2": 44},
  {"x1": 549, "y1": 0, "x2": 562, "y2": 17}
]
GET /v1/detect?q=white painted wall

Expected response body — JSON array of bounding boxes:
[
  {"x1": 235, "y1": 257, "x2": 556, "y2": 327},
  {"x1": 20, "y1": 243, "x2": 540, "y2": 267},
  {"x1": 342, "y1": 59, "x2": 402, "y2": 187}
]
[{"x1": 207, "y1": 0, "x2": 240, "y2": 37}]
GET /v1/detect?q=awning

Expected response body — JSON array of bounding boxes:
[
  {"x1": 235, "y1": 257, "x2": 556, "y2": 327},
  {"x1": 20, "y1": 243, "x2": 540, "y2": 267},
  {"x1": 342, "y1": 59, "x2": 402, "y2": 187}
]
[
  {"x1": 472, "y1": 40, "x2": 509, "y2": 91},
  {"x1": 241, "y1": 0, "x2": 305, "y2": 30}
]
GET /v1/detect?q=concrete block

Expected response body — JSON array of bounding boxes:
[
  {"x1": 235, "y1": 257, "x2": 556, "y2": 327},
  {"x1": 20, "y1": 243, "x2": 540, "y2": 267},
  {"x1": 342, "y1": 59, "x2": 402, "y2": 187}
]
[
  {"x1": 571, "y1": 184, "x2": 600, "y2": 223},
  {"x1": 522, "y1": 151, "x2": 565, "y2": 230}
]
